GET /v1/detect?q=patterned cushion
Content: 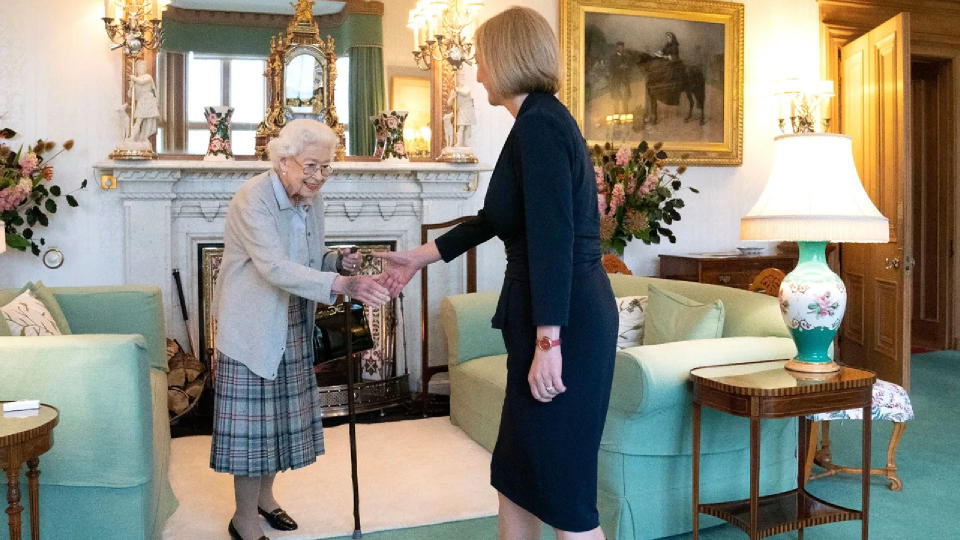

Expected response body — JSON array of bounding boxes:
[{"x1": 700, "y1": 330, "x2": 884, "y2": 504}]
[
  {"x1": 807, "y1": 379, "x2": 914, "y2": 422},
  {"x1": 1, "y1": 289, "x2": 65, "y2": 336},
  {"x1": 615, "y1": 295, "x2": 647, "y2": 349}
]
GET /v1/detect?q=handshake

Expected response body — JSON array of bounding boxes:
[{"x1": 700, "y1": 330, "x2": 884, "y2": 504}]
[{"x1": 330, "y1": 245, "x2": 436, "y2": 307}]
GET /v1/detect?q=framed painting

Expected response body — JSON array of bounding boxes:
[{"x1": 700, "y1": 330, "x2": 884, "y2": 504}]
[{"x1": 560, "y1": 0, "x2": 744, "y2": 166}]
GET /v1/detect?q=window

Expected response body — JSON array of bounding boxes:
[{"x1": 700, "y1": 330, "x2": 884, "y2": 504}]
[
  {"x1": 186, "y1": 54, "x2": 266, "y2": 155},
  {"x1": 158, "y1": 52, "x2": 350, "y2": 155}
]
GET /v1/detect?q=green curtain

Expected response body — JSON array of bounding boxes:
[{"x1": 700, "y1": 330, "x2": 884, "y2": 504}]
[
  {"x1": 348, "y1": 46, "x2": 385, "y2": 156},
  {"x1": 161, "y1": 14, "x2": 383, "y2": 56}
]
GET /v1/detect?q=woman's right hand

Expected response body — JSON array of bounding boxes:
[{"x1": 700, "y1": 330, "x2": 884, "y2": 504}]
[{"x1": 333, "y1": 275, "x2": 391, "y2": 306}]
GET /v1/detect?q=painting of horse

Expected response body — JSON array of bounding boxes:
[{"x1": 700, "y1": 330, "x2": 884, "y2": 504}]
[{"x1": 562, "y1": 0, "x2": 743, "y2": 166}]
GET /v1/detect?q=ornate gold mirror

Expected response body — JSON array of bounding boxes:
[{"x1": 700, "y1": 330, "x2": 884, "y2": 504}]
[{"x1": 256, "y1": 0, "x2": 344, "y2": 159}]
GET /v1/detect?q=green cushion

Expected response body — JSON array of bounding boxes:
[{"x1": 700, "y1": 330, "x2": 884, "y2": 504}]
[
  {"x1": 643, "y1": 284, "x2": 725, "y2": 345},
  {"x1": 0, "y1": 281, "x2": 73, "y2": 336}
]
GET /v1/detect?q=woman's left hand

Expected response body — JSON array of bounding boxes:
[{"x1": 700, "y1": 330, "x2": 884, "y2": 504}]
[
  {"x1": 528, "y1": 347, "x2": 566, "y2": 403},
  {"x1": 340, "y1": 250, "x2": 362, "y2": 275}
]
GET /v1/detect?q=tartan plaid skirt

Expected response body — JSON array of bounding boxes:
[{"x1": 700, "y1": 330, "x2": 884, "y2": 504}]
[{"x1": 210, "y1": 296, "x2": 324, "y2": 476}]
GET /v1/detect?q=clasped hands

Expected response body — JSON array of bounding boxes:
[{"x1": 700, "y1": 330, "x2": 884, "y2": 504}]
[{"x1": 330, "y1": 248, "x2": 423, "y2": 307}]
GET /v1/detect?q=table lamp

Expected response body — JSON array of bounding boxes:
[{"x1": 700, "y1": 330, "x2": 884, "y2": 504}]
[{"x1": 741, "y1": 133, "x2": 888, "y2": 372}]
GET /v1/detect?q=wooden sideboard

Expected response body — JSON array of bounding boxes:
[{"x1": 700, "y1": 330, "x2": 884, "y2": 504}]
[{"x1": 658, "y1": 253, "x2": 798, "y2": 290}]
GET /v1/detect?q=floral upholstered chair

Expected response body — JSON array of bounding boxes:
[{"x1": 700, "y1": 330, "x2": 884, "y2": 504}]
[{"x1": 806, "y1": 380, "x2": 913, "y2": 491}]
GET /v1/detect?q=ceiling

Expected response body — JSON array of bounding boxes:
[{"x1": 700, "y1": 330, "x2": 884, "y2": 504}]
[{"x1": 170, "y1": 1, "x2": 346, "y2": 16}]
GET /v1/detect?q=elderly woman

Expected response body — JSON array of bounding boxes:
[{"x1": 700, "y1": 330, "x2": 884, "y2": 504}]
[
  {"x1": 211, "y1": 119, "x2": 390, "y2": 540},
  {"x1": 378, "y1": 7, "x2": 616, "y2": 540}
]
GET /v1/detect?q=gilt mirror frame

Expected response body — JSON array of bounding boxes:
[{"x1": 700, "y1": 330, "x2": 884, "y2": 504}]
[{"x1": 256, "y1": 2, "x2": 343, "y2": 160}]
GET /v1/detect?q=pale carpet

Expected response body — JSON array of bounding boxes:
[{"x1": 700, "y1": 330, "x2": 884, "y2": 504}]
[{"x1": 163, "y1": 417, "x2": 499, "y2": 540}]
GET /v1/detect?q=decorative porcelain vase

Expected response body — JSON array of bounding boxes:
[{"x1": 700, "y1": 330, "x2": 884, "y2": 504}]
[
  {"x1": 779, "y1": 241, "x2": 845, "y2": 372},
  {"x1": 203, "y1": 106, "x2": 234, "y2": 161},
  {"x1": 370, "y1": 110, "x2": 408, "y2": 160}
]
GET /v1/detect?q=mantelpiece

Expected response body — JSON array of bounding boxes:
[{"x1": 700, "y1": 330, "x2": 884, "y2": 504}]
[{"x1": 93, "y1": 159, "x2": 489, "y2": 391}]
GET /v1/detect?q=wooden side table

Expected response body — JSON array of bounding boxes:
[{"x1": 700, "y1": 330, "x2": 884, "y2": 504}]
[
  {"x1": 690, "y1": 361, "x2": 874, "y2": 539},
  {"x1": 659, "y1": 254, "x2": 797, "y2": 289},
  {"x1": 0, "y1": 403, "x2": 59, "y2": 540}
]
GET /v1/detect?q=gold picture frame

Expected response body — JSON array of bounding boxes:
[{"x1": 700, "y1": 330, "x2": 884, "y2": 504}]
[{"x1": 560, "y1": 0, "x2": 743, "y2": 166}]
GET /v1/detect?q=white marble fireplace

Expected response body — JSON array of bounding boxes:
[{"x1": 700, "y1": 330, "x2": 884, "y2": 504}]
[{"x1": 94, "y1": 159, "x2": 488, "y2": 392}]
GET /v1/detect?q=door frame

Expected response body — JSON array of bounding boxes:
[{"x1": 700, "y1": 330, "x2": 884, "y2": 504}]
[{"x1": 820, "y1": 1, "x2": 960, "y2": 352}]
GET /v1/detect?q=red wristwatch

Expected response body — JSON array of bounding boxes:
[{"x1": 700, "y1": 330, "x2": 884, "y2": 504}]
[{"x1": 536, "y1": 336, "x2": 562, "y2": 352}]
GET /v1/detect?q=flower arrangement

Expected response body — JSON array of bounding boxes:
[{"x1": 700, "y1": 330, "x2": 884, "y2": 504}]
[
  {"x1": 593, "y1": 141, "x2": 698, "y2": 256},
  {"x1": 1, "y1": 127, "x2": 86, "y2": 256}
]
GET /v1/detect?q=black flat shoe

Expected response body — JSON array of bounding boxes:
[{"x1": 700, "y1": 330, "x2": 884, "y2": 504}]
[
  {"x1": 228, "y1": 519, "x2": 269, "y2": 540},
  {"x1": 258, "y1": 506, "x2": 299, "y2": 531}
]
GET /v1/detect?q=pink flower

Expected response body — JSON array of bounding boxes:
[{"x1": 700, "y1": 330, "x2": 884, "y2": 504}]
[
  {"x1": 594, "y1": 166, "x2": 605, "y2": 191},
  {"x1": 638, "y1": 172, "x2": 659, "y2": 196},
  {"x1": 615, "y1": 146, "x2": 631, "y2": 166},
  {"x1": 208, "y1": 137, "x2": 223, "y2": 152},
  {"x1": 597, "y1": 193, "x2": 607, "y2": 215},
  {"x1": 19, "y1": 152, "x2": 39, "y2": 176},
  {"x1": 42, "y1": 166, "x2": 53, "y2": 181},
  {"x1": 387, "y1": 117, "x2": 399, "y2": 129},
  {"x1": 393, "y1": 142, "x2": 406, "y2": 155},
  {"x1": 607, "y1": 183, "x2": 625, "y2": 217}
]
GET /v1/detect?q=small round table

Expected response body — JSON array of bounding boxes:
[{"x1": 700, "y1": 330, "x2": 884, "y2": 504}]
[{"x1": 0, "y1": 403, "x2": 59, "y2": 540}]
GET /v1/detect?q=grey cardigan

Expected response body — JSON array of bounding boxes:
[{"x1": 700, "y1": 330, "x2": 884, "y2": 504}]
[{"x1": 213, "y1": 170, "x2": 339, "y2": 379}]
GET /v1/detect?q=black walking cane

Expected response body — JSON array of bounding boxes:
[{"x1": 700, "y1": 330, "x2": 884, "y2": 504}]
[{"x1": 344, "y1": 296, "x2": 362, "y2": 538}]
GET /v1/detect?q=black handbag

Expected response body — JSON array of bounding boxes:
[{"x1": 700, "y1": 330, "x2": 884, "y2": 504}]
[{"x1": 314, "y1": 299, "x2": 375, "y2": 364}]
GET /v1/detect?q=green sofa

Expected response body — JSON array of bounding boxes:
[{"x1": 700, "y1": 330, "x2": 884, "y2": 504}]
[
  {"x1": 0, "y1": 285, "x2": 178, "y2": 540},
  {"x1": 441, "y1": 274, "x2": 800, "y2": 539}
]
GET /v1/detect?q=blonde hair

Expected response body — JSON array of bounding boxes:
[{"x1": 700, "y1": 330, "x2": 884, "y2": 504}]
[
  {"x1": 474, "y1": 6, "x2": 561, "y2": 99},
  {"x1": 267, "y1": 119, "x2": 338, "y2": 168}
]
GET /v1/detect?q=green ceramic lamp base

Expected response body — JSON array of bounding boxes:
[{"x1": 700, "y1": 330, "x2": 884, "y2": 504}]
[{"x1": 779, "y1": 241, "x2": 845, "y2": 374}]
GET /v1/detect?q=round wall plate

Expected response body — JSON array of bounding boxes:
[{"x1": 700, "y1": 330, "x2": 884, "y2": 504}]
[{"x1": 42, "y1": 248, "x2": 64, "y2": 269}]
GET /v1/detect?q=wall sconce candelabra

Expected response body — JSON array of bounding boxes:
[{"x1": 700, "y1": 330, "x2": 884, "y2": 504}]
[
  {"x1": 409, "y1": 0, "x2": 483, "y2": 162},
  {"x1": 102, "y1": 0, "x2": 165, "y2": 57},
  {"x1": 775, "y1": 79, "x2": 835, "y2": 134}
]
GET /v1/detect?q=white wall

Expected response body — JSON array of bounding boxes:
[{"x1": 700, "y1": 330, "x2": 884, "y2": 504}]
[{"x1": 0, "y1": 0, "x2": 821, "y2": 294}]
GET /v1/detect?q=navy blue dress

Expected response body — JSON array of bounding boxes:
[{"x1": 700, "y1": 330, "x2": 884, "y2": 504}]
[{"x1": 435, "y1": 92, "x2": 617, "y2": 531}]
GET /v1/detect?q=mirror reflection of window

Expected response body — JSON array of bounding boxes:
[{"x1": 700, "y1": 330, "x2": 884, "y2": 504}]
[{"x1": 179, "y1": 53, "x2": 267, "y2": 155}]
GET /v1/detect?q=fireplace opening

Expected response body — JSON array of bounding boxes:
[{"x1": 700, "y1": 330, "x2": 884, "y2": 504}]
[{"x1": 196, "y1": 240, "x2": 409, "y2": 419}]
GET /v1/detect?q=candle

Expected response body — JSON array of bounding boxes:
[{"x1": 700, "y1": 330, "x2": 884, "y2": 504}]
[
  {"x1": 150, "y1": 0, "x2": 160, "y2": 20},
  {"x1": 104, "y1": 0, "x2": 113, "y2": 18}
]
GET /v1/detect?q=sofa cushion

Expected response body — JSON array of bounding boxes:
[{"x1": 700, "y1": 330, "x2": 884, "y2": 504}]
[
  {"x1": 2, "y1": 288, "x2": 65, "y2": 336},
  {"x1": 643, "y1": 285, "x2": 724, "y2": 345},
  {"x1": 615, "y1": 296, "x2": 647, "y2": 349},
  {"x1": 606, "y1": 274, "x2": 790, "y2": 339},
  {"x1": 0, "y1": 281, "x2": 73, "y2": 336}
]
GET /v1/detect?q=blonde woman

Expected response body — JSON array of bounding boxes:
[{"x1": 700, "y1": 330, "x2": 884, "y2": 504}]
[
  {"x1": 378, "y1": 7, "x2": 616, "y2": 539},
  {"x1": 211, "y1": 119, "x2": 390, "y2": 540}
]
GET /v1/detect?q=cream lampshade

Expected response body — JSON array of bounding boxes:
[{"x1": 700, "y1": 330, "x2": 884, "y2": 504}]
[{"x1": 741, "y1": 132, "x2": 888, "y2": 372}]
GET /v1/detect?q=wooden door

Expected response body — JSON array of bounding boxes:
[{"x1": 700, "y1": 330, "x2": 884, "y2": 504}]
[
  {"x1": 838, "y1": 13, "x2": 913, "y2": 388},
  {"x1": 910, "y1": 60, "x2": 953, "y2": 351}
]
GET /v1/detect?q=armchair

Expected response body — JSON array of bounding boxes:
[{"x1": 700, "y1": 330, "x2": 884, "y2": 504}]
[{"x1": 0, "y1": 285, "x2": 177, "y2": 539}]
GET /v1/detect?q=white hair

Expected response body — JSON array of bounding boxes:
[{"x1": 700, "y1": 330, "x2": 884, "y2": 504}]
[{"x1": 267, "y1": 119, "x2": 338, "y2": 168}]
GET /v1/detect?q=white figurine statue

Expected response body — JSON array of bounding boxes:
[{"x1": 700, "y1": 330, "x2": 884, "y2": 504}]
[
  {"x1": 438, "y1": 71, "x2": 478, "y2": 162},
  {"x1": 454, "y1": 82, "x2": 475, "y2": 148},
  {"x1": 129, "y1": 59, "x2": 160, "y2": 142},
  {"x1": 114, "y1": 59, "x2": 159, "y2": 156}
]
